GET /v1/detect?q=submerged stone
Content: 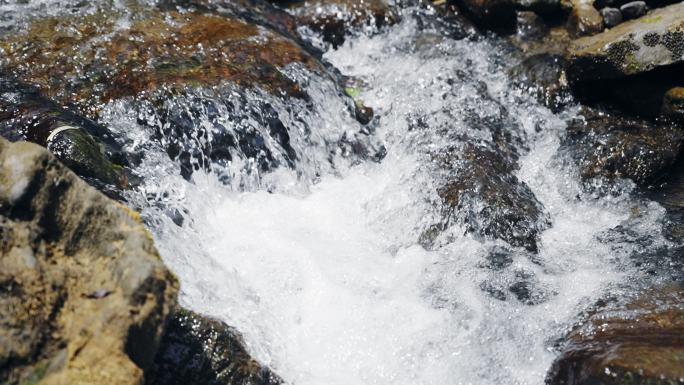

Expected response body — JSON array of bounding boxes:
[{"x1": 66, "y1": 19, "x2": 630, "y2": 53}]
[
  {"x1": 146, "y1": 309, "x2": 282, "y2": 385},
  {"x1": 547, "y1": 283, "x2": 684, "y2": 385},
  {"x1": 0, "y1": 138, "x2": 177, "y2": 385},
  {"x1": 0, "y1": 8, "x2": 322, "y2": 117}
]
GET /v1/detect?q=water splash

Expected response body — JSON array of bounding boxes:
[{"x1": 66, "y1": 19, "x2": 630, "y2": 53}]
[{"x1": 100, "y1": 8, "x2": 671, "y2": 385}]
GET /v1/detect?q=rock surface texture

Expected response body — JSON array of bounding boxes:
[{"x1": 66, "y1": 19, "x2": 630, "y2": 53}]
[
  {"x1": 566, "y1": 2, "x2": 684, "y2": 82},
  {"x1": 0, "y1": 138, "x2": 178, "y2": 385},
  {"x1": 146, "y1": 310, "x2": 283, "y2": 385},
  {"x1": 547, "y1": 283, "x2": 684, "y2": 385}
]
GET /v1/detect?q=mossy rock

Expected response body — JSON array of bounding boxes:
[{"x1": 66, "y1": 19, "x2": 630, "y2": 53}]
[{"x1": 566, "y1": 2, "x2": 684, "y2": 83}]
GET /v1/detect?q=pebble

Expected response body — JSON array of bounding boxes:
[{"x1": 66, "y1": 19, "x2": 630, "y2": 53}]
[
  {"x1": 600, "y1": 7, "x2": 623, "y2": 28},
  {"x1": 620, "y1": 1, "x2": 647, "y2": 20}
]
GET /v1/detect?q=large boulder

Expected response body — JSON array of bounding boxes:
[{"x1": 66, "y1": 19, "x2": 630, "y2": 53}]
[
  {"x1": 547, "y1": 283, "x2": 684, "y2": 385},
  {"x1": 0, "y1": 8, "x2": 321, "y2": 117},
  {"x1": 146, "y1": 310, "x2": 282, "y2": 385},
  {"x1": 0, "y1": 138, "x2": 178, "y2": 385},
  {"x1": 565, "y1": 2, "x2": 684, "y2": 83}
]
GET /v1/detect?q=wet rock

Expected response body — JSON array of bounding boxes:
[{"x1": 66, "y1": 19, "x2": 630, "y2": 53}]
[
  {"x1": 438, "y1": 142, "x2": 550, "y2": 252},
  {"x1": 567, "y1": 0, "x2": 604, "y2": 36},
  {"x1": 619, "y1": 0, "x2": 647, "y2": 20},
  {"x1": 450, "y1": 0, "x2": 517, "y2": 34},
  {"x1": 600, "y1": 7, "x2": 622, "y2": 28},
  {"x1": 546, "y1": 283, "x2": 684, "y2": 385},
  {"x1": 0, "y1": 138, "x2": 178, "y2": 385},
  {"x1": 515, "y1": 11, "x2": 549, "y2": 42},
  {"x1": 0, "y1": 8, "x2": 322, "y2": 117},
  {"x1": 287, "y1": 0, "x2": 398, "y2": 48},
  {"x1": 562, "y1": 106, "x2": 682, "y2": 186},
  {"x1": 565, "y1": 2, "x2": 684, "y2": 83},
  {"x1": 510, "y1": 53, "x2": 571, "y2": 111},
  {"x1": 146, "y1": 309, "x2": 282, "y2": 385},
  {"x1": 0, "y1": 78, "x2": 131, "y2": 196},
  {"x1": 515, "y1": 0, "x2": 561, "y2": 16},
  {"x1": 662, "y1": 86, "x2": 684, "y2": 121}
]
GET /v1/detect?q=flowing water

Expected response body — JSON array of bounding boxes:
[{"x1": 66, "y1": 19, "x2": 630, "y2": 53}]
[{"x1": 6, "y1": 3, "x2": 674, "y2": 384}]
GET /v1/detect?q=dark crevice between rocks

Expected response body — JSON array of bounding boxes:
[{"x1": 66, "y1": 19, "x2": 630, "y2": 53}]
[{"x1": 569, "y1": 62, "x2": 684, "y2": 120}]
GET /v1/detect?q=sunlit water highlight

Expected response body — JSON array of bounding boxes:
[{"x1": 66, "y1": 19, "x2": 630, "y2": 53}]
[{"x1": 91, "y1": 10, "x2": 669, "y2": 385}]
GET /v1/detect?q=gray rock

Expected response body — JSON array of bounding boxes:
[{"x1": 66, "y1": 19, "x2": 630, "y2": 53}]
[
  {"x1": 620, "y1": 0, "x2": 647, "y2": 19},
  {"x1": 600, "y1": 7, "x2": 623, "y2": 28},
  {"x1": 566, "y1": 2, "x2": 684, "y2": 82}
]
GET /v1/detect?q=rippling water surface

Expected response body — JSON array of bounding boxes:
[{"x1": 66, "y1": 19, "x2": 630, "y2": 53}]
[{"x1": 17, "y1": 4, "x2": 667, "y2": 384}]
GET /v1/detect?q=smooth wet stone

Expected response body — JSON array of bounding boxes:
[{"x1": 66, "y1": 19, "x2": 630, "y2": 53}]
[
  {"x1": 565, "y1": 2, "x2": 684, "y2": 83},
  {"x1": 567, "y1": 0, "x2": 604, "y2": 36},
  {"x1": 146, "y1": 310, "x2": 282, "y2": 385},
  {"x1": 0, "y1": 77, "x2": 131, "y2": 196},
  {"x1": 0, "y1": 138, "x2": 178, "y2": 385},
  {"x1": 600, "y1": 7, "x2": 623, "y2": 28},
  {"x1": 287, "y1": 0, "x2": 398, "y2": 48},
  {"x1": 562, "y1": 106, "x2": 682, "y2": 186},
  {"x1": 620, "y1": 0, "x2": 647, "y2": 20},
  {"x1": 546, "y1": 283, "x2": 684, "y2": 385},
  {"x1": 662, "y1": 86, "x2": 684, "y2": 121}
]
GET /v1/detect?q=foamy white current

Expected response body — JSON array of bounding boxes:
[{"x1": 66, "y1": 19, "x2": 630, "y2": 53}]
[{"x1": 92, "y1": 9, "x2": 669, "y2": 385}]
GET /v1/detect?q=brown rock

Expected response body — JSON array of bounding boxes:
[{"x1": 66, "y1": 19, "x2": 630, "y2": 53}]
[
  {"x1": 0, "y1": 8, "x2": 322, "y2": 119},
  {"x1": 563, "y1": 106, "x2": 682, "y2": 186},
  {"x1": 663, "y1": 86, "x2": 684, "y2": 121},
  {"x1": 567, "y1": 0, "x2": 604, "y2": 36},
  {"x1": 0, "y1": 138, "x2": 178, "y2": 385},
  {"x1": 547, "y1": 283, "x2": 684, "y2": 385}
]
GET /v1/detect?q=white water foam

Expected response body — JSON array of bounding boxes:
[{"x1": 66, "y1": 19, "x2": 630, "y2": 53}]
[{"x1": 106, "y1": 11, "x2": 668, "y2": 385}]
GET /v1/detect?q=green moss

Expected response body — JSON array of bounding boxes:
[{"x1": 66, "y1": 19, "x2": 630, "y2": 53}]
[
  {"x1": 641, "y1": 15, "x2": 663, "y2": 24},
  {"x1": 344, "y1": 86, "x2": 361, "y2": 100}
]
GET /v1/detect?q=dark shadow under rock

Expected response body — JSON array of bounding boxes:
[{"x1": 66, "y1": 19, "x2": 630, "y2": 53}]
[{"x1": 146, "y1": 309, "x2": 282, "y2": 385}]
